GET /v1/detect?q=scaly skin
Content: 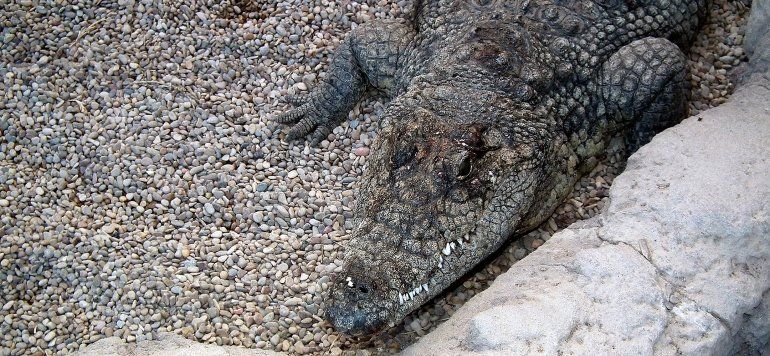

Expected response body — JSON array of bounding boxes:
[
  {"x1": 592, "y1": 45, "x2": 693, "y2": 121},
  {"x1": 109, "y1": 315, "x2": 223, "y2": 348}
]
[{"x1": 275, "y1": 0, "x2": 705, "y2": 335}]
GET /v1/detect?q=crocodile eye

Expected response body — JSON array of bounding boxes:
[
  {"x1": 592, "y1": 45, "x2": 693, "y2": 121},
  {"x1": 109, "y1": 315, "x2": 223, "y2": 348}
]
[{"x1": 457, "y1": 155, "x2": 472, "y2": 180}]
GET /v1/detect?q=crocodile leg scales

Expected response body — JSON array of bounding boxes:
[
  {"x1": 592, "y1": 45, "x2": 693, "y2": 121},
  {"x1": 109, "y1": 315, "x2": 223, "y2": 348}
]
[
  {"x1": 275, "y1": 21, "x2": 415, "y2": 144},
  {"x1": 601, "y1": 37, "x2": 688, "y2": 153}
]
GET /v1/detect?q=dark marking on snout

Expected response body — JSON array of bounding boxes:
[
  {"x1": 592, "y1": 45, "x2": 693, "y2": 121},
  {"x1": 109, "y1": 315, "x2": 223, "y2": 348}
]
[
  {"x1": 327, "y1": 259, "x2": 398, "y2": 336},
  {"x1": 326, "y1": 302, "x2": 382, "y2": 336}
]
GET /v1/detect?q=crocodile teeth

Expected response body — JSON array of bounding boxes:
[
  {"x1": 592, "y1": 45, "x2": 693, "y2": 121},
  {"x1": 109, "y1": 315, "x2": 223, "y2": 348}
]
[
  {"x1": 457, "y1": 238, "x2": 464, "y2": 246},
  {"x1": 438, "y1": 256, "x2": 443, "y2": 269},
  {"x1": 442, "y1": 244, "x2": 451, "y2": 256},
  {"x1": 450, "y1": 242, "x2": 456, "y2": 251},
  {"x1": 464, "y1": 233, "x2": 470, "y2": 240},
  {"x1": 400, "y1": 283, "x2": 431, "y2": 304}
]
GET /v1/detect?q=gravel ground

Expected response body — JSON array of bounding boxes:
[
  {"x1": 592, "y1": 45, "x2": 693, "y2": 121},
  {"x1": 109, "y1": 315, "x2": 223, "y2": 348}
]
[{"x1": 0, "y1": 0, "x2": 749, "y2": 354}]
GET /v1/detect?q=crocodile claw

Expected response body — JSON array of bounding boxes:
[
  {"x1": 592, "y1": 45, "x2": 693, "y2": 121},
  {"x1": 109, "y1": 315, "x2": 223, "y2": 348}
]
[
  {"x1": 274, "y1": 91, "x2": 335, "y2": 145},
  {"x1": 273, "y1": 104, "x2": 309, "y2": 124},
  {"x1": 284, "y1": 114, "x2": 331, "y2": 146}
]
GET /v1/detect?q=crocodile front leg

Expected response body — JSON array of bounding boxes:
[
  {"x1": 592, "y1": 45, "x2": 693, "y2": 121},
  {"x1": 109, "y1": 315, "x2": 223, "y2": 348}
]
[
  {"x1": 600, "y1": 37, "x2": 688, "y2": 153},
  {"x1": 275, "y1": 20, "x2": 416, "y2": 145}
]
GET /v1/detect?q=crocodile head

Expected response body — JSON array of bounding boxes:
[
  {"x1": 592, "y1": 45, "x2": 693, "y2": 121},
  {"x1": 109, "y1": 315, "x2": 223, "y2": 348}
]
[{"x1": 326, "y1": 87, "x2": 563, "y2": 335}]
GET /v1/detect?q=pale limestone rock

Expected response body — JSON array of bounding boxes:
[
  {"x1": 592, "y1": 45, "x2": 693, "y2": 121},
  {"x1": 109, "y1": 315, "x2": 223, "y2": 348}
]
[{"x1": 77, "y1": 333, "x2": 281, "y2": 356}]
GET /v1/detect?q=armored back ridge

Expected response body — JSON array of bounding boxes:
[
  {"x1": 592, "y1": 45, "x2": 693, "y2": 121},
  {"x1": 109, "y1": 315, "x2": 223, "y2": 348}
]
[{"x1": 273, "y1": 0, "x2": 706, "y2": 335}]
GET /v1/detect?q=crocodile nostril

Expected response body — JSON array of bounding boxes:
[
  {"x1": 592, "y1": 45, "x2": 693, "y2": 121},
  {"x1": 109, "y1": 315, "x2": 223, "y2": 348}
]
[{"x1": 343, "y1": 276, "x2": 374, "y2": 298}]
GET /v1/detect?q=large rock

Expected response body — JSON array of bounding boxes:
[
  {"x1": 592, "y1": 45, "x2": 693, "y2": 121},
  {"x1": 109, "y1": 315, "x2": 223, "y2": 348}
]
[
  {"x1": 77, "y1": 332, "x2": 280, "y2": 356},
  {"x1": 745, "y1": 0, "x2": 770, "y2": 64},
  {"x1": 405, "y1": 4, "x2": 770, "y2": 355},
  {"x1": 745, "y1": 0, "x2": 770, "y2": 79}
]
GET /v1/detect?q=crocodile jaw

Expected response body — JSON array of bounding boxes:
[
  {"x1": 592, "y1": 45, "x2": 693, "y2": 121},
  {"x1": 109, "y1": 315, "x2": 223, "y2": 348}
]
[{"x1": 325, "y1": 107, "x2": 539, "y2": 334}]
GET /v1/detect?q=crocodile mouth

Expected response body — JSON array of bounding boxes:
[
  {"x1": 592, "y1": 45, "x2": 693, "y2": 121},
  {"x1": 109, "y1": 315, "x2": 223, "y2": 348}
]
[
  {"x1": 396, "y1": 229, "x2": 476, "y2": 306},
  {"x1": 435, "y1": 232, "x2": 473, "y2": 269},
  {"x1": 327, "y1": 194, "x2": 496, "y2": 335}
]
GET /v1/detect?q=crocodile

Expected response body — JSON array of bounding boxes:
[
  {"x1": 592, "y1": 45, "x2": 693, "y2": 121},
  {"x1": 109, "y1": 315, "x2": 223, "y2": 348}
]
[{"x1": 274, "y1": 0, "x2": 706, "y2": 335}]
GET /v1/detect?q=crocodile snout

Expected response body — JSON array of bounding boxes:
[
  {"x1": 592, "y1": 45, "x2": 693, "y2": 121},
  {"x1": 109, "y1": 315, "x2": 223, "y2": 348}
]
[{"x1": 326, "y1": 276, "x2": 386, "y2": 335}]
